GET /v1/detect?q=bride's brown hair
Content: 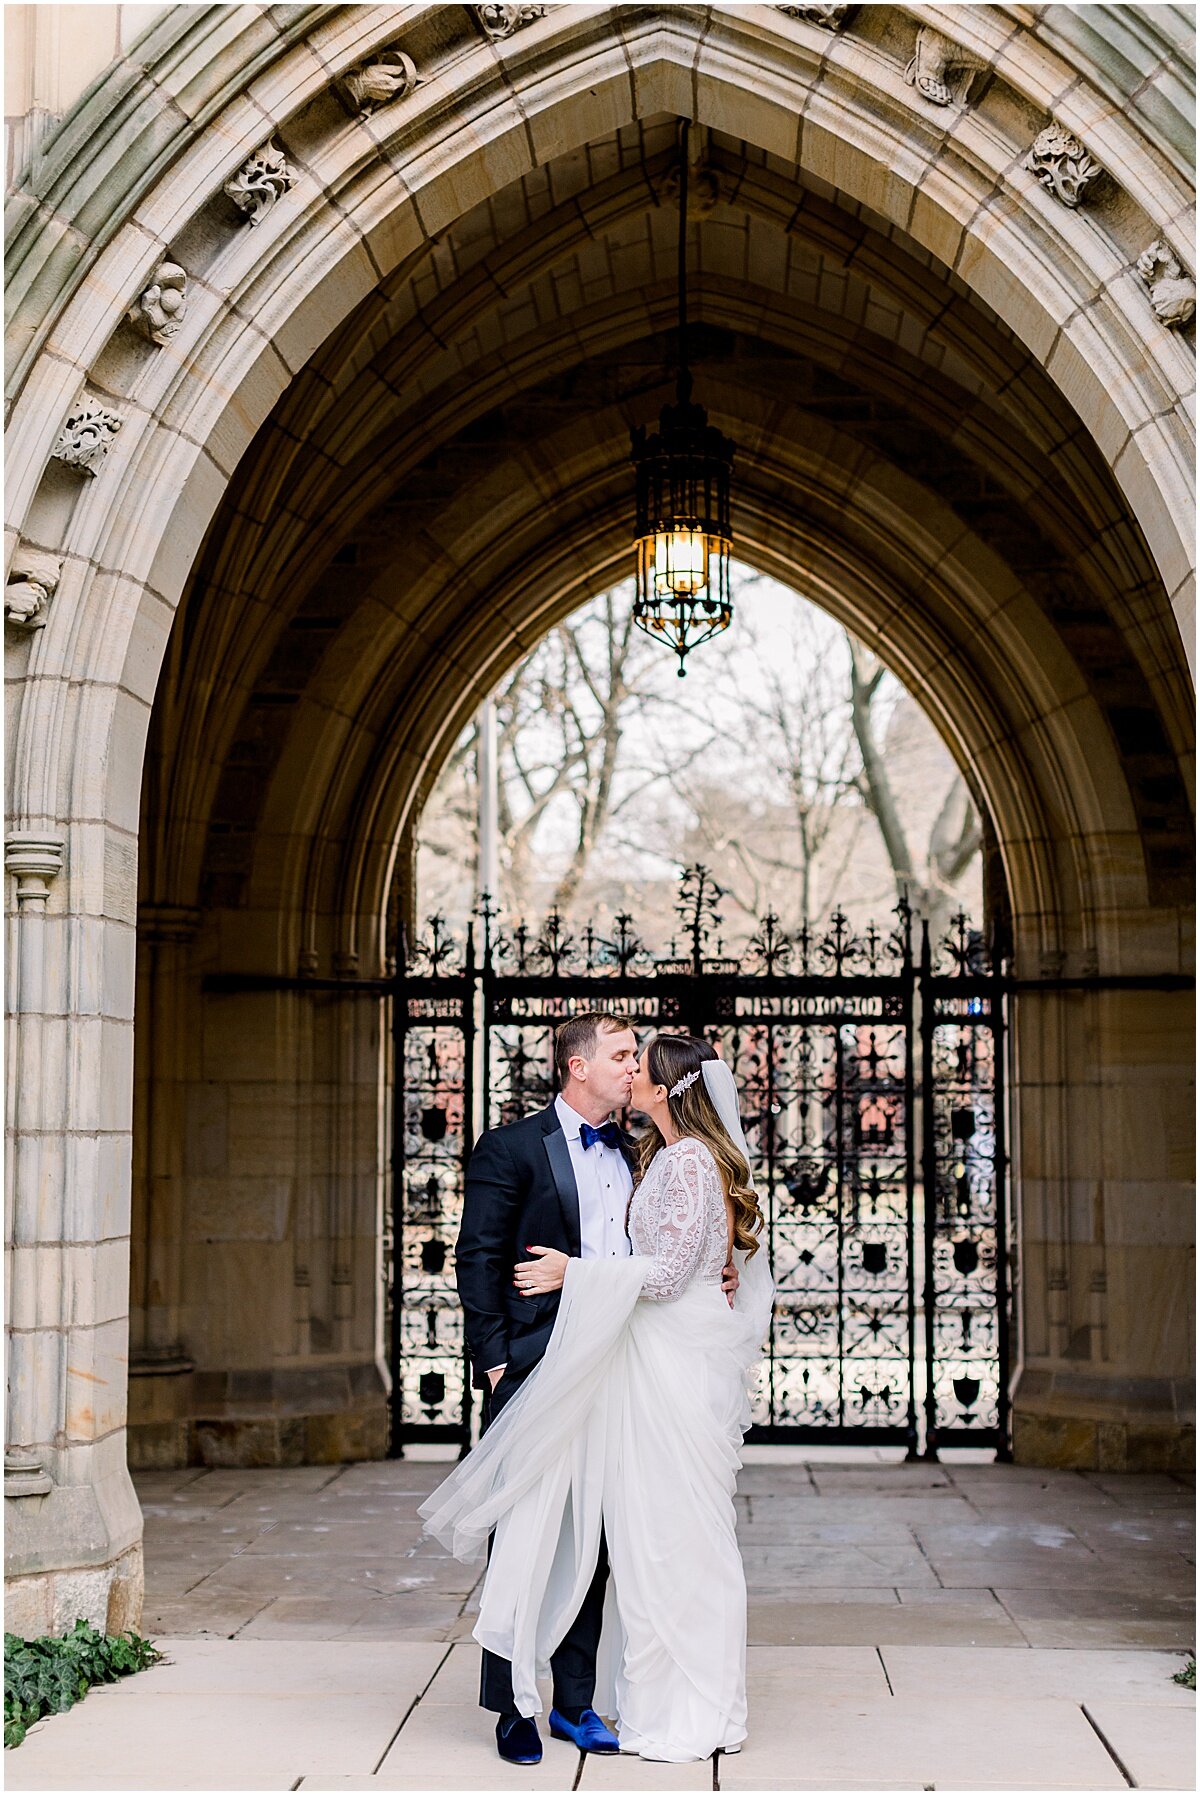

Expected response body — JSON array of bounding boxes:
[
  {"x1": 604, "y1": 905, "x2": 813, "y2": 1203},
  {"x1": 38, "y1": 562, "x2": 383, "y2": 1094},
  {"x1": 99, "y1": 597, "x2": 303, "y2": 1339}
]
[{"x1": 635, "y1": 1035, "x2": 764, "y2": 1257}]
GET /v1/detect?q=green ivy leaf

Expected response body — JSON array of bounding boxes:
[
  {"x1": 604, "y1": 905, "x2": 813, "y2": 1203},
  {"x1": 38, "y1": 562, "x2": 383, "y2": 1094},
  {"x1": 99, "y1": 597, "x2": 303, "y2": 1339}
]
[{"x1": 4, "y1": 1624, "x2": 162, "y2": 1748}]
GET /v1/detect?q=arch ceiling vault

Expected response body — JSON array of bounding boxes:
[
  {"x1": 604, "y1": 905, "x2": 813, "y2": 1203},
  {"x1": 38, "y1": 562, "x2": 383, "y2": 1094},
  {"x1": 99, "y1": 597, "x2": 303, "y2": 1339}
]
[{"x1": 3, "y1": 3, "x2": 1195, "y2": 1634}]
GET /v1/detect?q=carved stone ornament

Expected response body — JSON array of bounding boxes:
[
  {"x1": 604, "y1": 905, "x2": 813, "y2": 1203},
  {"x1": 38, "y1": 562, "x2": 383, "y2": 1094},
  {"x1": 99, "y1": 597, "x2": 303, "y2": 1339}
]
[
  {"x1": 51, "y1": 395, "x2": 123, "y2": 476},
  {"x1": 904, "y1": 26, "x2": 986, "y2": 107},
  {"x1": 343, "y1": 48, "x2": 421, "y2": 115},
  {"x1": 4, "y1": 832, "x2": 65, "y2": 900},
  {"x1": 475, "y1": 4, "x2": 547, "y2": 39},
  {"x1": 655, "y1": 125, "x2": 720, "y2": 217},
  {"x1": 776, "y1": 4, "x2": 853, "y2": 27},
  {"x1": 5, "y1": 550, "x2": 62, "y2": 631},
  {"x1": 128, "y1": 258, "x2": 187, "y2": 345},
  {"x1": 1024, "y1": 124, "x2": 1103, "y2": 209},
  {"x1": 224, "y1": 141, "x2": 295, "y2": 224},
  {"x1": 1136, "y1": 240, "x2": 1196, "y2": 328}
]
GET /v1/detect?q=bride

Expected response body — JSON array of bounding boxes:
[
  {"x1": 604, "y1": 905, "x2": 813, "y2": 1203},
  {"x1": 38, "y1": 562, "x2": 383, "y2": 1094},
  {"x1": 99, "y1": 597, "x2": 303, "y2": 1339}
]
[{"x1": 420, "y1": 1033, "x2": 774, "y2": 1763}]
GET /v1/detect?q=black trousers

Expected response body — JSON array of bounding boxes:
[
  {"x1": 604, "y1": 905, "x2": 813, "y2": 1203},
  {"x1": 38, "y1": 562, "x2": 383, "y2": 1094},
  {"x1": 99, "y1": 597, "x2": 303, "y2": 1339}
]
[{"x1": 477, "y1": 1368, "x2": 611, "y2": 1716}]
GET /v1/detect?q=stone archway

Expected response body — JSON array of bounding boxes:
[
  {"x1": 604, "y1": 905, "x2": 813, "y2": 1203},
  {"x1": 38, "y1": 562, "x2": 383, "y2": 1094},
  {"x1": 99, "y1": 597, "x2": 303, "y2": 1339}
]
[{"x1": 5, "y1": 3, "x2": 1193, "y2": 1633}]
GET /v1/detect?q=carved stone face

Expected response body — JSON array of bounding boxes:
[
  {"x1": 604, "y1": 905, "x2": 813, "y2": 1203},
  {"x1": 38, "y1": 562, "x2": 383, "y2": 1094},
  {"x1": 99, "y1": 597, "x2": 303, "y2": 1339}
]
[{"x1": 1151, "y1": 277, "x2": 1197, "y2": 328}]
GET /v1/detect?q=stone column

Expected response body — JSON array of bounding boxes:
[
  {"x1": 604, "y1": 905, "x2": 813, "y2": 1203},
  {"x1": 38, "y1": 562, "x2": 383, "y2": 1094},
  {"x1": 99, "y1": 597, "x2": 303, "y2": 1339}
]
[
  {"x1": 5, "y1": 828, "x2": 143, "y2": 1635},
  {"x1": 127, "y1": 905, "x2": 199, "y2": 1466},
  {"x1": 5, "y1": 833, "x2": 64, "y2": 1499},
  {"x1": 1010, "y1": 979, "x2": 1195, "y2": 1470}
]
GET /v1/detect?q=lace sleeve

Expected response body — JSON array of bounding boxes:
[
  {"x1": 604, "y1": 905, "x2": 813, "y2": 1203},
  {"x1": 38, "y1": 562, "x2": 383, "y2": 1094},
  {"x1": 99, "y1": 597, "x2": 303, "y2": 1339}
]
[{"x1": 639, "y1": 1140, "x2": 724, "y2": 1302}]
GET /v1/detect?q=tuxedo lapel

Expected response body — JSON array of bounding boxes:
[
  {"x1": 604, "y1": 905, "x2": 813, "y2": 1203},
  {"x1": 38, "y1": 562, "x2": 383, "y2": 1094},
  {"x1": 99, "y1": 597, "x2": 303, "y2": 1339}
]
[{"x1": 540, "y1": 1104, "x2": 582, "y2": 1258}]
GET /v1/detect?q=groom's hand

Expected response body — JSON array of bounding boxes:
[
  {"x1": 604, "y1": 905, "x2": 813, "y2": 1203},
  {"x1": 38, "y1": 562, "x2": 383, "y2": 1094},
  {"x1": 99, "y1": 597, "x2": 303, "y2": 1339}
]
[
  {"x1": 721, "y1": 1258, "x2": 740, "y2": 1308},
  {"x1": 514, "y1": 1245, "x2": 570, "y2": 1295}
]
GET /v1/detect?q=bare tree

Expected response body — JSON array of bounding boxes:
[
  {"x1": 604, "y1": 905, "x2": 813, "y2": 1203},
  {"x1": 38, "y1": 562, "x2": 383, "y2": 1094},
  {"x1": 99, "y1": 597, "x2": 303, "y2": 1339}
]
[
  {"x1": 418, "y1": 587, "x2": 721, "y2": 925},
  {"x1": 849, "y1": 637, "x2": 981, "y2": 936},
  {"x1": 417, "y1": 572, "x2": 982, "y2": 945}
]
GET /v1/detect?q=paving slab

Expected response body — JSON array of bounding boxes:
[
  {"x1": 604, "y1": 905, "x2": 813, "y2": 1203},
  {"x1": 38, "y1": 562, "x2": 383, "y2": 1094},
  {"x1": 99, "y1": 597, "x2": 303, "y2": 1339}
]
[
  {"x1": 810, "y1": 1467, "x2": 955, "y2": 1492},
  {"x1": 880, "y1": 1644, "x2": 1196, "y2": 1705},
  {"x1": 995, "y1": 1587, "x2": 1195, "y2": 1649},
  {"x1": 11, "y1": 1777, "x2": 295, "y2": 1792},
  {"x1": 5, "y1": 1688, "x2": 405, "y2": 1789},
  {"x1": 374, "y1": 1699, "x2": 580, "y2": 1789},
  {"x1": 582, "y1": 1752, "x2": 715, "y2": 1787},
  {"x1": 236, "y1": 1591, "x2": 467, "y2": 1639},
  {"x1": 1083, "y1": 1700, "x2": 1197, "y2": 1790},
  {"x1": 96, "y1": 1458, "x2": 1195, "y2": 1793},
  {"x1": 741, "y1": 1544, "x2": 940, "y2": 1587},
  {"x1": 931, "y1": 1553, "x2": 1188, "y2": 1590},
  {"x1": 749, "y1": 1584, "x2": 903, "y2": 1606},
  {"x1": 341, "y1": 1602, "x2": 478, "y2": 1643},
  {"x1": 140, "y1": 1590, "x2": 278, "y2": 1637},
  {"x1": 737, "y1": 1517, "x2": 926, "y2": 1546},
  {"x1": 718, "y1": 1694, "x2": 1125, "y2": 1789},
  {"x1": 1068, "y1": 1511, "x2": 1196, "y2": 1548},
  {"x1": 894, "y1": 1588, "x2": 1010, "y2": 1608},
  {"x1": 745, "y1": 1494, "x2": 973, "y2": 1524},
  {"x1": 140, "y1": 1636, "x2": 447, "y2": 1697},
  {"x1": 188, "y1": 1552, "x2": 479, "y2": 1598},
  {"x1": 745, "y1": 1644, "x2": 890, "y2": 1699},
  {"x1": 239, "y1": 1519, "x2": 430, "y2": 1554},
  {"x1": 297, "y1": 1781, "x2": 571, "y2": 1795},
  {"x1": 748, "y1": 1598, "x2": 1028, "y2": 1647},
  {"x1": 420, "y1": 1641, "x2": 488, "y2": 1703}
]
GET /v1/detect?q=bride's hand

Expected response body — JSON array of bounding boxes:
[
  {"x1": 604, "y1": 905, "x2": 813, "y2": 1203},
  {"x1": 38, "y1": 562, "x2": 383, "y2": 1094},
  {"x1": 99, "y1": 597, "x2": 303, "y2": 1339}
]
[
  {"x1": 721, "y1": 1257, "x2": 739, "y2": 1309},
  {"x1": 514, "y1": 1245, "x2": 570, "y2": 1296}
]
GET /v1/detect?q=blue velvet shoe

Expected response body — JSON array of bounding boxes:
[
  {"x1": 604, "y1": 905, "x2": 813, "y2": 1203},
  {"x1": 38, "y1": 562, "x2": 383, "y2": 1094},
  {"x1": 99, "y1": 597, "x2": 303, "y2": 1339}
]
[
  {"x1": 496, "y1": 1713, "x2": 542, "y2": 1765},
  {"x1": 548, "y1": 1707, "x2": 620, "y2": 1753}
]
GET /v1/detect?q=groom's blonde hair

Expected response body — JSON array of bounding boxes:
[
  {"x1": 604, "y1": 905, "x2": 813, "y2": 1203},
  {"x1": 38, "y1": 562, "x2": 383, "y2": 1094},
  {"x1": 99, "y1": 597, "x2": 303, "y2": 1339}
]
[{"x1": 554, "y1": 1010, "x2": 633, "y2": 1090}]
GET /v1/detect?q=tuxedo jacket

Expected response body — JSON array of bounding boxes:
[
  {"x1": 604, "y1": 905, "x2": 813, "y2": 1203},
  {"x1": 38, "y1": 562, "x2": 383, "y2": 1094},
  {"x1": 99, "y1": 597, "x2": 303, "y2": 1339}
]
[{"x1": 456, "y1": 1101, "x2": 636, "y2": 1410}]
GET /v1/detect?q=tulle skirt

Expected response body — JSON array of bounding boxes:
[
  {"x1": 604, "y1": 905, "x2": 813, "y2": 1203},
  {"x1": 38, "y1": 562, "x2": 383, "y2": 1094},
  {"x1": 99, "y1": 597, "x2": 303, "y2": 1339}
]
[{"x1": 420, "y1": 1252, "x2": 770, "y2": 1762}]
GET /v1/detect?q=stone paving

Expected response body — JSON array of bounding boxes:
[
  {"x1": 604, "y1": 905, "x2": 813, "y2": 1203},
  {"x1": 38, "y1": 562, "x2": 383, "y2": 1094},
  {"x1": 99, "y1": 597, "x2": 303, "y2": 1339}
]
[{"x1": 6, "y1": 1450, "x2": 1195, "y2": 1791}]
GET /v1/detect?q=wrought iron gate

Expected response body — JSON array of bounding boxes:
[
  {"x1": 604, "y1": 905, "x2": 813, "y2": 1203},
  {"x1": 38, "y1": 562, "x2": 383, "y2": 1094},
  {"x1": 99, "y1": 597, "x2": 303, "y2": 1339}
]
[{"x1": 387, "y1": 869, "x2": 1010, "y2": 1460}]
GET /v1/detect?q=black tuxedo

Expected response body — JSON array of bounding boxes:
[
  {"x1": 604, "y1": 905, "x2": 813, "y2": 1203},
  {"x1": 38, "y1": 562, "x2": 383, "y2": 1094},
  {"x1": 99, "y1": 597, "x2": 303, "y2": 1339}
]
[
  {"x1": 455, "y1": 1097, "x2": 635, "y2": 1715},
  {"x1": 456, "y1": 1098, "x2": 636, "y2": 1411}
]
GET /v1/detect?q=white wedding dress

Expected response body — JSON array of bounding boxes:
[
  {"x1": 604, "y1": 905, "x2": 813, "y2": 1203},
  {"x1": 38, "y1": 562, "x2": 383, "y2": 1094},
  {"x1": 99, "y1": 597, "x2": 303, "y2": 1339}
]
[{"x1": 420, "y1": 1130, "x2": 774, "y2": 1763}]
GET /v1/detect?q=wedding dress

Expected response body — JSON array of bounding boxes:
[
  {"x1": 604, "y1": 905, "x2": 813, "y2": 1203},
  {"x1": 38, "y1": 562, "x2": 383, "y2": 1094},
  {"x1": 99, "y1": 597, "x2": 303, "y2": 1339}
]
[{"x1": 420, "y1": 1072, "x2": 774, "y2": 1763}]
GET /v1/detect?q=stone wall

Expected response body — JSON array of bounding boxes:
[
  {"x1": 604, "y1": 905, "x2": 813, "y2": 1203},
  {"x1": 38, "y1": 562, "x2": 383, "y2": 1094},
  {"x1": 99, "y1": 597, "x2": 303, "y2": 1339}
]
[{"x1": 4, "y1": 2, "x2": 1194, "y2": 1632}]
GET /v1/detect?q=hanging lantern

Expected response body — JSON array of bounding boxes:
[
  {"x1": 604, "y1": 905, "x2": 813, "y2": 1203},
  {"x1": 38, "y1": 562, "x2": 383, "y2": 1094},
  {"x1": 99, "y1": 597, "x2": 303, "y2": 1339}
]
[{"x1": 630, "y1": 120, "x2": 735, "y2": 676}]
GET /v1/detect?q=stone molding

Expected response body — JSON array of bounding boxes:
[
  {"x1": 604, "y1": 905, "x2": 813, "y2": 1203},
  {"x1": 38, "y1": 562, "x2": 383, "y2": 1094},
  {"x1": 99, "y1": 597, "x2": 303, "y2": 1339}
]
[
  {"x1": 475, "y1": 4, "x2": 547, "y2": 40},
  {"x1": 1136, "y1": 240, "x2": 1196, "y2": 329},
  {"x1": 904, "y1": 25, "x2": 987, "y2": 107},
  {"x1": 137, "y1": 901, "x2": 202, "y2": 944},
  {"x1": 224, "y1": 139, "x2": 295, "y2": 224},
  {"x1": 0, "y1": 3, "x2": 1186, "y2": 647},
  {"x1": 342, "y1": 48, "x2": 421, "y2": 115},
  {"x1": 776, "y1": 4, "x2": 853, "y2": 27},
  {"x1": 5, "y1": 830, "x2": 66, "y2": 1509},
  {"x1": 4, "y1": 5, "x2": 1193, "y2": 417},
  {"x1": 50, "y1": 394, "x2": 122, "y2": 475},
  {"x1": 653, "y1": 124, "x2": 720, "y2": 215},
  {"x1": 4, "y1": 1450, "x2": 53, "y2": 1501},
  {"x1": 4, "y1": 549, "x2": 61, "y2": 631},
  {"x1": 4, "y1": 832, "x2": 65, "y2": 902},
  {"x1": 127, "y1": 258, "x2": 188, "y2": 345},
  {"x1": 1024, "y1": 122, "x2": 1105, "y2": 209}
]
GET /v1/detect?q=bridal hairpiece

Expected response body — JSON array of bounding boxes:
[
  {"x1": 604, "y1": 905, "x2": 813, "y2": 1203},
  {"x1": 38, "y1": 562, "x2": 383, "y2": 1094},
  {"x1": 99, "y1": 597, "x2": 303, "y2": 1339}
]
[{"x1": 668, "y1": 1068, "x2": 702, "y2": 1099}]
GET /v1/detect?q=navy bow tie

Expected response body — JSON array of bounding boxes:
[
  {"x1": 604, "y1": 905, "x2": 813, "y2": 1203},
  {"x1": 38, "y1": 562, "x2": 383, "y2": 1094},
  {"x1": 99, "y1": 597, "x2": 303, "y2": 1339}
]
[{"x1": 579, "y1": 1120, "x2": 622, "y2": 1151}]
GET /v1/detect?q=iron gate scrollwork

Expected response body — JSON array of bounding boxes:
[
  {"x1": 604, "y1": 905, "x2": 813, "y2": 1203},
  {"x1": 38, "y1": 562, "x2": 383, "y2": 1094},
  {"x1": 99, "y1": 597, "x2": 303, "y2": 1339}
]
[{"x1": 387, "y1": 868, "x2": 1010, "y2": 1459}]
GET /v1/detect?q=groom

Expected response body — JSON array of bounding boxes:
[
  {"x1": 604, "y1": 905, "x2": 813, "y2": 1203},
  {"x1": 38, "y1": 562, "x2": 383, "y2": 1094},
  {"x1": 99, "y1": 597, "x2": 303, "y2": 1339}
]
[{"x1": 455, "y1": 1010, "x2": 639, "y2": 1766}]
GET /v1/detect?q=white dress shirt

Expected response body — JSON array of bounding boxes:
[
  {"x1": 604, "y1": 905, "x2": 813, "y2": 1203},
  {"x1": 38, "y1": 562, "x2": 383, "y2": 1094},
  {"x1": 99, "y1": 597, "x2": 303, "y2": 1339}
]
[
  {"x1": 487, "y1": 1097, "x2": 635, "y2": 1376},
  {"x1": 554, "y1": 1093, "x2": 634, "y2": 1261}
]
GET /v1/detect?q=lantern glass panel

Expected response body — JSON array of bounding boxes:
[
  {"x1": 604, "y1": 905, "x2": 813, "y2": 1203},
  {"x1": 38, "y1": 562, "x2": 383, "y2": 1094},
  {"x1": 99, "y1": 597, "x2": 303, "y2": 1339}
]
[{"x1": 653, "y1": 527, "x2": 709, "y2": 598}]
